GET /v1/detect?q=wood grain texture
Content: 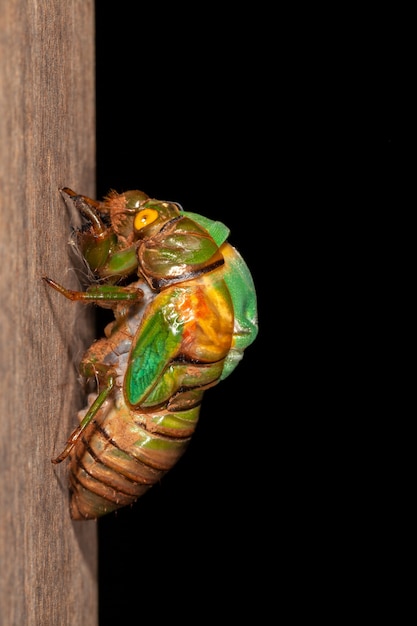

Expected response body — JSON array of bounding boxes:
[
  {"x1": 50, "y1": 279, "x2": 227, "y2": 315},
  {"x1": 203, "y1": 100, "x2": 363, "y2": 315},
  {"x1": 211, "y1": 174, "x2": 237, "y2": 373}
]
[{"x1": 0, "y1": 1, "x2": 97, "y2": 624}]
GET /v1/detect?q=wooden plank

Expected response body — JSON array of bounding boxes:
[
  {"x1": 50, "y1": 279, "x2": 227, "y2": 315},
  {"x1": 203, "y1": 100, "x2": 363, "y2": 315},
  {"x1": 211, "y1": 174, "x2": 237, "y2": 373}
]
[{"x1": 0, "y1": 1, "x2": 97, "y2": 624}]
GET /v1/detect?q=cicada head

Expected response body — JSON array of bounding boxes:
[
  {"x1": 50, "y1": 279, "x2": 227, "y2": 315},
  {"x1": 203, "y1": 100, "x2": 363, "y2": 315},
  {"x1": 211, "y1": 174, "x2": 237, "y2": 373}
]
[
  {"x1": 101, "y1": 193, "x2": 183, "y2": 282},
  {"x1": 62, "y1": 188, "x2": 183, "y2": 282},
  {"x1": 132, "y1": 199, "x2": 181, "y2": 239},
  {"x1": 72, "y1": 189, "x2": 152, "y2": 278},
  {"x1": 101, "y1": 191, "x2": 180, "y2": 241}
]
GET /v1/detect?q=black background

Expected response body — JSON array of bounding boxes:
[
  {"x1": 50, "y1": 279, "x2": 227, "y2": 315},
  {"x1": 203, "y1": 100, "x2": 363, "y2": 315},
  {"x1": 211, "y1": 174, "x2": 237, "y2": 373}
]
[{"x1": 94, "y1": 4, "x2": 404, "y2": 624}]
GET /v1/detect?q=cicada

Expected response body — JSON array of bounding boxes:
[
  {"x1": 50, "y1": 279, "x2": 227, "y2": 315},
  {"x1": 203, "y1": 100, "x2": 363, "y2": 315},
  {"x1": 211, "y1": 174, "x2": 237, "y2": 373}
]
[{"x1": 44, "y1": 187, "x2": 258, "y2": 520}]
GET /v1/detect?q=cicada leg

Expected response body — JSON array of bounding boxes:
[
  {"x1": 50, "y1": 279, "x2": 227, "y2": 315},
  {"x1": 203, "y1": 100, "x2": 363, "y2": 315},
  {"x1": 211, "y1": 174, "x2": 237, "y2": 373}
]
[
  {"x1": 52, "y1": 364, "x2": 116, "y2": 464},
  {"x1": 60, "y1": 187, "x2": 105, "y2": 230},
  {"x1": 45, "y1": 276, "x2": 144, "y2": 464},
  {"x1": 42, "y1": 276, "x2": 143, "y2": 304}
]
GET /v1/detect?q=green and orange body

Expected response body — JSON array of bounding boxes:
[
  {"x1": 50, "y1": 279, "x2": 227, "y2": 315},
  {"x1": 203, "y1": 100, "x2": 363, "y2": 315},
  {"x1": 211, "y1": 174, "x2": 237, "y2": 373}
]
[{"x1": 44, "y1": 188, "x2": 258, "y2": 519}]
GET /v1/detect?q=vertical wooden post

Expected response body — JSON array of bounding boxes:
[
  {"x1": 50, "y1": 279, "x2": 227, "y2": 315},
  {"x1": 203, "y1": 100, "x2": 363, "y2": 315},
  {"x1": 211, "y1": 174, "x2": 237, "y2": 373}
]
[{"x1": 0, "y1": 1, "x2": 97, "y2": 624}]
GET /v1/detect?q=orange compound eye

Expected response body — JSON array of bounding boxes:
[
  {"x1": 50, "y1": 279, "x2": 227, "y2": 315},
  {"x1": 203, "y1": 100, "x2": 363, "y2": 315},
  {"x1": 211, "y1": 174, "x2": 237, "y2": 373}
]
[{"x1": 133, "y1": 208, "x2": 159, "y2": 232}]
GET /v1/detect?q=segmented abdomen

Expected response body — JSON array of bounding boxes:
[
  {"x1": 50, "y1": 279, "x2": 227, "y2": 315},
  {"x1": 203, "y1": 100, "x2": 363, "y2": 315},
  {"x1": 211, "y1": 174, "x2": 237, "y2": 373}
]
[{"x1": 69, "y1": 396, "x2": 200, "y2": 520}]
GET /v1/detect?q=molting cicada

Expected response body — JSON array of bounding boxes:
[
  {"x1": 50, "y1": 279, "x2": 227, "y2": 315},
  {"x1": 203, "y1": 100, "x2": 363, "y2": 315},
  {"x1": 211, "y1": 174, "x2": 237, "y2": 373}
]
[{"x1": 44, "y1": 188, "x2": 258, "y2": 520}]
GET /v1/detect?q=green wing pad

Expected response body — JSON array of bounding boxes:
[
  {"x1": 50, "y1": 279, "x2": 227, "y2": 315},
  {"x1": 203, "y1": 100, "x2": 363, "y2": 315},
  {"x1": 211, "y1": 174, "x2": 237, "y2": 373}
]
[{"x1": 125, "y1": 296, "x2": 184, "y2": 406}]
